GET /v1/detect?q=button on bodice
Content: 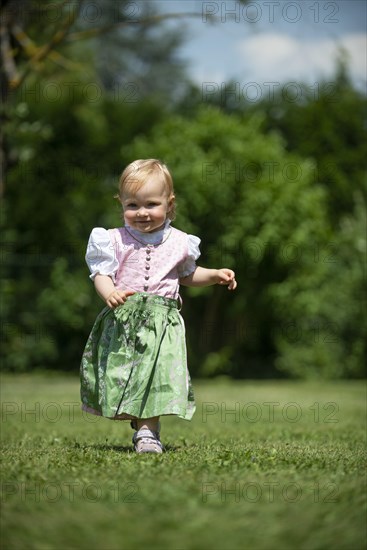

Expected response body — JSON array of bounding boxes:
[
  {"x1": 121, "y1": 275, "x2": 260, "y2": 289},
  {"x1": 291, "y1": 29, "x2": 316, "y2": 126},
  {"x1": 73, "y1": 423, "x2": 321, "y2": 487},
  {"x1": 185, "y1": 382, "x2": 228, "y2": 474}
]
[{"x1": 144, "y1": 246, "x2": 153, "y2": 290}]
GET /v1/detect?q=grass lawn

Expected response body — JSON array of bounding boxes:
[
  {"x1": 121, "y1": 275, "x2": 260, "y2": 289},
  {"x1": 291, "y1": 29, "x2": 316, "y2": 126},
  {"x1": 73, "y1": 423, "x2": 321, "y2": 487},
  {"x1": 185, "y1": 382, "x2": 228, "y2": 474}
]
[{"x1": 1, "y1": 373, "x2": 366, "y2": 550}]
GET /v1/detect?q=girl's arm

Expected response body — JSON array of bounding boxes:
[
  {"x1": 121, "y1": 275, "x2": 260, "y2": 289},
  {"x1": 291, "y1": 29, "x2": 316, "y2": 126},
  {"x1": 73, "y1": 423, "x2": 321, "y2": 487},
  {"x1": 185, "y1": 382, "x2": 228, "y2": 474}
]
[
  {"x1": 180, "y1": 267, "x2": 237, "y2": 290},
  {"x1": 94, "y1": 274, "x2": 135, "y2": 308}
]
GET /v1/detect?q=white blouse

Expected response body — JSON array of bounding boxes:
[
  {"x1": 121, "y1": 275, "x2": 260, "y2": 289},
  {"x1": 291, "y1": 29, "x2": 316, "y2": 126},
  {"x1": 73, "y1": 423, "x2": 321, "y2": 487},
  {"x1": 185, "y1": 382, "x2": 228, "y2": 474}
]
[{"x1": 85, "y1": 221, "x2": 201, "y2": 281}]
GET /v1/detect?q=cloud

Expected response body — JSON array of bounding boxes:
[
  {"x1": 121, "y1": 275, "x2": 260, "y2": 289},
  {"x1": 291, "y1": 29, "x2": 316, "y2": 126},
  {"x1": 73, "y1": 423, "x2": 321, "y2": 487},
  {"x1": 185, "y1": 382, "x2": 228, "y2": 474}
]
[
  {"x1": 236, "y1": 32, "x2": 366, "y2": 87},
  {"x1": 342, "y1": 34, "x2": 367, "y2": 82}
]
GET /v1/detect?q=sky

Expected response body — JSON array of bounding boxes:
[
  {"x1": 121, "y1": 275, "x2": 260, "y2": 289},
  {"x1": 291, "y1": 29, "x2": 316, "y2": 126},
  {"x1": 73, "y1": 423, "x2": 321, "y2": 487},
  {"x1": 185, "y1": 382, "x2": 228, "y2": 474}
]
[{"x1": 155, "y1": 0, "x2": 367, "y2": 95}]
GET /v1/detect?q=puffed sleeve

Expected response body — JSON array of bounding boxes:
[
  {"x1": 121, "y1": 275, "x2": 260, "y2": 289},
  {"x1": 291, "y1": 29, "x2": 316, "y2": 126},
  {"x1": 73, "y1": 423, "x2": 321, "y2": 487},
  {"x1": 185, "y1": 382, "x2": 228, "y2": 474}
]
[
  {"x1": 178, "y1": 234, "x2": 201, "y2": 278},
  {"x1": 85, "y1": 227, "x2": 119, "y2": 281}
]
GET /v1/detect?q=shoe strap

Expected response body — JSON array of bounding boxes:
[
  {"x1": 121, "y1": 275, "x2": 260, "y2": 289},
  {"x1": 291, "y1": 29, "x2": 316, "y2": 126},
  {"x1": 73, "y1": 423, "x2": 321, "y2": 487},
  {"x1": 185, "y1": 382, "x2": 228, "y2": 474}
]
[{"x1": 133, "y1": 429, "x2": 160, "y2": 442}]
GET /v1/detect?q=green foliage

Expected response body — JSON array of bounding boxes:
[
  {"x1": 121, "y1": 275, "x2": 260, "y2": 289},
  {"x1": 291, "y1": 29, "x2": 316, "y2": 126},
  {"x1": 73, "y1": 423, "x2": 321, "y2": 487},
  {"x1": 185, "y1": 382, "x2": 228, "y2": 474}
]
[
  {"x1": 122, "y1": 105, "x2": 365, "y2": 378},
  {"x1": 2, "y1": 93, "x2": 365, "y2": 378},
  {"x1": 252, "y1": 62, "x2": 367, "y2": 224},
  {"x1": 271, "y1": 193, "x2": 366, "y2": 378},
  {"x1": 1, "y1": 73, "x2": 166, "y2": 372},
  {"x1": 1, "y1": 4, "x2": 365, "y2": 379},
  {"x1": 2, "y1": 0, "x2": 188, "y2": 374}
]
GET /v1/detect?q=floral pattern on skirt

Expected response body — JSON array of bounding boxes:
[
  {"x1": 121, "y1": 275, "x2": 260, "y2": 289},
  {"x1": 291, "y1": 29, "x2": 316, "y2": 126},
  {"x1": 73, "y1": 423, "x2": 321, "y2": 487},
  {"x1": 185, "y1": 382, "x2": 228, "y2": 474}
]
[{"x1": 80, "y1": 293, "x2": 196, "y2": 421}]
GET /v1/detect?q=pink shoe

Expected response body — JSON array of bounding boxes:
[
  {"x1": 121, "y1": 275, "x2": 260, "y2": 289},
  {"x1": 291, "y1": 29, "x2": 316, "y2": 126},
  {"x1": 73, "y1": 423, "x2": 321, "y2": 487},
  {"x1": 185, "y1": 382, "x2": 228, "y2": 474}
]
[{"x1": 132, "y1": 428, "x2": 164, "y2": 454}]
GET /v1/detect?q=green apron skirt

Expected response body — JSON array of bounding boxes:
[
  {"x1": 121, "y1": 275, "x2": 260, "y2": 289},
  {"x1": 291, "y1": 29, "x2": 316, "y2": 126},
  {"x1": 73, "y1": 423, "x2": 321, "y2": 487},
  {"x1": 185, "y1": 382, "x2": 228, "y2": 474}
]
[{"x1": 80, "y1": 293, "x2": 196, "y2": 421}]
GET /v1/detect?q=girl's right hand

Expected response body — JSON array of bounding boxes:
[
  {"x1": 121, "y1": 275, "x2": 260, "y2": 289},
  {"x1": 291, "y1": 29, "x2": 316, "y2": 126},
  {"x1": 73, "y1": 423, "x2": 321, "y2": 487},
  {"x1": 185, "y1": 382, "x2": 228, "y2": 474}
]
[{"x1": 106, "y1": 289, "x2": 135, "y2": 309}]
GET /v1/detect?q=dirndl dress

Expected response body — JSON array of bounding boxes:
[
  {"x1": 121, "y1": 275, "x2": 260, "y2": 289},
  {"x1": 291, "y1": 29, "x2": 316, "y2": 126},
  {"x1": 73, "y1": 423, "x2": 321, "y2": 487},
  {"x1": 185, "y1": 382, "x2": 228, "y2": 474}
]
[{"x1": 80, "y1": 292, "x2": 196, "y2": 421}]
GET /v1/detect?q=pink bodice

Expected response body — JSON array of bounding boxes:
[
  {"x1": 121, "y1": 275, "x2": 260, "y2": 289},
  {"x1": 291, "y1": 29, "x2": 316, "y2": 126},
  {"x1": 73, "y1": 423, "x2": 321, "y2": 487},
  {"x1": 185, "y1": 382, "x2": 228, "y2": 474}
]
[{"x1": 108, "y1": 227, "x2": 189, "y2": 299}]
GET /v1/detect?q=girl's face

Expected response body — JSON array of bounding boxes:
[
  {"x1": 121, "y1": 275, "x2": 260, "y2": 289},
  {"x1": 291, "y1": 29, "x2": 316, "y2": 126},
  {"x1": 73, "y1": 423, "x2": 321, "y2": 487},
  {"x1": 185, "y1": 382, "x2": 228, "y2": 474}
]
[{"x1": 122, "y1": 175, "x2": 174, "y2": 233}]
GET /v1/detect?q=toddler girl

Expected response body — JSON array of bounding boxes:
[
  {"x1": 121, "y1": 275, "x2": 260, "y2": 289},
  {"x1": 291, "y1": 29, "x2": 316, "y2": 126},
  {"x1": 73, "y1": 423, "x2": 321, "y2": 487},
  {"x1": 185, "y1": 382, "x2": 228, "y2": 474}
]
[{"x1": 80, "y1": 159, "x2": 237, "y2": 453}]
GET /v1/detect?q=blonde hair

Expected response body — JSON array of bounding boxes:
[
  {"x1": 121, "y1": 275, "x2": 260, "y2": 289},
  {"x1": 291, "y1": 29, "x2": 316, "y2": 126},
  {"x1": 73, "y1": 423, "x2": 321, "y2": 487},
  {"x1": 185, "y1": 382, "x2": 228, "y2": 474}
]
[{"x1": 117, "y1": 159, "x2": 176, "y2": 220}]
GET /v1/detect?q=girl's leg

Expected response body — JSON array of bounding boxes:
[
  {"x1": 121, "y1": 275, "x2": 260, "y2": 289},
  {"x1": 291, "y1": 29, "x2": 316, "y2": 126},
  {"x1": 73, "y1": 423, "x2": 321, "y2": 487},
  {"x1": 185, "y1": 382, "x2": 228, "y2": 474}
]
[{"x1": 136, "y1": 416, "x2": 160, "y2": 432}]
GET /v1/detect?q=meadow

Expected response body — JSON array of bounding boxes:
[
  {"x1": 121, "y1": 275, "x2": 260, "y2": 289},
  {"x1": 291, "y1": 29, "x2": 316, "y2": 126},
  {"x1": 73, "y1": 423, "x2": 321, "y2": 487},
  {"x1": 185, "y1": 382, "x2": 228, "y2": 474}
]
[{"x1": 1, "y1": 374, "x2": 366, "y2": 550}]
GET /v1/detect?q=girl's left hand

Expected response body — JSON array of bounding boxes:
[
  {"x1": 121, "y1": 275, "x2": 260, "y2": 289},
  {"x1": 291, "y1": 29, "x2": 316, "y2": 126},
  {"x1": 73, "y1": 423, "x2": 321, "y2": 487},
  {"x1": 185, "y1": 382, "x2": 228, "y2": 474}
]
[{"x1": 216, "y1": 268, "x2": 237, "y2": 290}]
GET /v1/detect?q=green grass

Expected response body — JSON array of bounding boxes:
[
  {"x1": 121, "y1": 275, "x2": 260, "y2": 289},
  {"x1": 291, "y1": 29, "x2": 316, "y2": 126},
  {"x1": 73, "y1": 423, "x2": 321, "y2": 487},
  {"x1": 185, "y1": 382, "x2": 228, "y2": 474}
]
[{"x1": 1, "y1": 374, "x2": 366, "y2": 550}]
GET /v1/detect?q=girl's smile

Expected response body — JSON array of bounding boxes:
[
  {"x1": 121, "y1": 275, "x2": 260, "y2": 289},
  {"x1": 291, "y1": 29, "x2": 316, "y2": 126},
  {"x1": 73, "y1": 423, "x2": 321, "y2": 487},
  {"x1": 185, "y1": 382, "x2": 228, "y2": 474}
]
[{"x1": 122, "y1": 176, "x2": 174, "y2": 233}]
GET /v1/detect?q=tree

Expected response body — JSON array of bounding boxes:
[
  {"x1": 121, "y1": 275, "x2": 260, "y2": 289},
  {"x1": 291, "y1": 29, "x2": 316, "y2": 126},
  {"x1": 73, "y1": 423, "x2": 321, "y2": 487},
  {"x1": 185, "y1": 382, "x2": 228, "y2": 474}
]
[
  {"x1": 2, "y1": 1, "x2": 363, "y2": 379},
  {"x1": 250, "y1": 60, "x2": 367, "y2": 225},
  {"x1": 0, "y1": 0, "x2": 219, "y2": 194},
  {"x1": 121, "y1": 105, "x2": 365, "y2": 378},
  {"x1": 0, "y1": 0, "x2": 196, "y2": 371}
]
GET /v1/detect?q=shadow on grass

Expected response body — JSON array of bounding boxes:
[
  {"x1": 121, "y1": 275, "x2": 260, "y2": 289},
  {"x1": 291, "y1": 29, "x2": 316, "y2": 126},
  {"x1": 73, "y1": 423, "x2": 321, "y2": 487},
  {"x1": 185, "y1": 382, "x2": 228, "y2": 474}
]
[{"x1": 75, "y1": 443, "x2": 182, "y2": 453}]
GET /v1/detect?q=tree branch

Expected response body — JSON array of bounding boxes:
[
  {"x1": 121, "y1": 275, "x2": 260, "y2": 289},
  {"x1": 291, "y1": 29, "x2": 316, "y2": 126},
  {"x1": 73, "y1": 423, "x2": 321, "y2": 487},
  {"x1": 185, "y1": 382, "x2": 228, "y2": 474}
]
[
  {"x1": 65, "y1": 11, "x2": 217, "y2": 42},
  {"x1": 9, "y1": 0, "x2": 83, "y2": 91},
  {"x1": 0, "y1": 21, "x2": 19, "y2": 88},
  {"x1": 7, "y1": 8, "x2": 216, "y2": 92},
  {"x1": 11, "y1": 24, "x2": 82, "y2": 72}
]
